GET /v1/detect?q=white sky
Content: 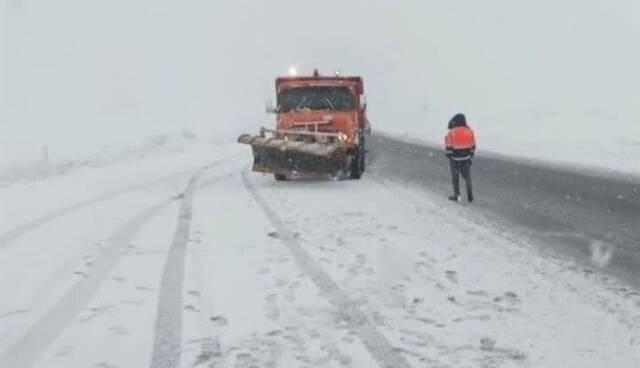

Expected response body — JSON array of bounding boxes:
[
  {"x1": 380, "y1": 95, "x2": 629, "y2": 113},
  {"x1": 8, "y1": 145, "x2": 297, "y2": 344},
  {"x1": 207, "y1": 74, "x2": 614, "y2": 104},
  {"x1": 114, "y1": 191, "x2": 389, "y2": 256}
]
[{"x1": 1, "y1": 0, "x2": 639, "y2": 153}]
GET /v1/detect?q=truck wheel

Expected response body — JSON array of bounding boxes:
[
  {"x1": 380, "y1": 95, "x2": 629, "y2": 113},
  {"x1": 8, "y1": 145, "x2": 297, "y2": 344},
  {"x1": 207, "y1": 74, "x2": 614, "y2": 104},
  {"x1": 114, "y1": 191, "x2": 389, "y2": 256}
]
[
  {"x1": 350, "y1": 146, "x2": 363, "y2": 180},
  {"x1": 360, "y1": 137, "x2": 366, "y2": 172},
  {"x1": 274, "y1": 174, "x2": 287, "y2": 181}
]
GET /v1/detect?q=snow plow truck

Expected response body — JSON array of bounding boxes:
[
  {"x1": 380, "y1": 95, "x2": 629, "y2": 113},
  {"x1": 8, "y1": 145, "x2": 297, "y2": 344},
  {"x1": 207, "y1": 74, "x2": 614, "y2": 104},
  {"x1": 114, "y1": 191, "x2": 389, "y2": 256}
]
[{"x1": 238, "y1": 69, "x2": 370, "y2": 180}]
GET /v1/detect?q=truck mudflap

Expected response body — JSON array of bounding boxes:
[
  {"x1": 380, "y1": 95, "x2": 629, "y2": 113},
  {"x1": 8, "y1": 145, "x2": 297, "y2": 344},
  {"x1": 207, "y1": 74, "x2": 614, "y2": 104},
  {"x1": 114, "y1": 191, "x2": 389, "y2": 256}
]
[{"x1": 238, "y1": 128, "x2": 349, "y2": 178}]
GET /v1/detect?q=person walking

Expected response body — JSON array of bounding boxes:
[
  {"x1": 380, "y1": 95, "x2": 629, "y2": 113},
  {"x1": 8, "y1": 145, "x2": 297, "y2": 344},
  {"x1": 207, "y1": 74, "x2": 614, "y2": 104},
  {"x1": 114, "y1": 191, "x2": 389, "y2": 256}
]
[{"x1": 445, "y1": 113, "x2": 476, "y2": 202}]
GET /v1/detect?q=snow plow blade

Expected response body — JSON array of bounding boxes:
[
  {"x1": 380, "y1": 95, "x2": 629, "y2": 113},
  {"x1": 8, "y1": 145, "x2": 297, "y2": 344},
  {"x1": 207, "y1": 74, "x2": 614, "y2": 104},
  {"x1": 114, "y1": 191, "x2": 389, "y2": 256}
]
[{"x1": 238, "y1": 128, "x2": 348, "y2": 178}]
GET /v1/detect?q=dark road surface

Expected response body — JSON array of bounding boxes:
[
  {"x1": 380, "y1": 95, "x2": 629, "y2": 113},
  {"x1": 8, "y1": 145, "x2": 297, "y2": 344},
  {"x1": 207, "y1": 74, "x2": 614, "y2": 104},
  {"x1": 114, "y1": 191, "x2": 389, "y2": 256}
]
[{"x1": 369, "y1": 133, "x2": 640, "y2": 288}]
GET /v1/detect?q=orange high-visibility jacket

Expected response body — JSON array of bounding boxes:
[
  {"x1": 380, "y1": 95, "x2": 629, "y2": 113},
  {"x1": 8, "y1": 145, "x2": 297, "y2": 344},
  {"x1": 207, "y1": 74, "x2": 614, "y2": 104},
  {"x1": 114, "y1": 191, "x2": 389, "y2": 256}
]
[{"x1": 445, "y1": 126, "x2": 476, "y2": 160}]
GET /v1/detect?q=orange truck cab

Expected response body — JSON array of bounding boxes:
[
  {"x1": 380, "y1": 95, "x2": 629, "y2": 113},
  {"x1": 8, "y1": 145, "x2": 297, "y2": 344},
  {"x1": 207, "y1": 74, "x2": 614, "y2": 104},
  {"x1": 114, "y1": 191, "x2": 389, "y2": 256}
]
[
  {"x1": 273, "y1": 70, "x2": 369, "y2": 154},
  {"x1": 239, "y1": 69, "x2": 370, "y2": 180}
]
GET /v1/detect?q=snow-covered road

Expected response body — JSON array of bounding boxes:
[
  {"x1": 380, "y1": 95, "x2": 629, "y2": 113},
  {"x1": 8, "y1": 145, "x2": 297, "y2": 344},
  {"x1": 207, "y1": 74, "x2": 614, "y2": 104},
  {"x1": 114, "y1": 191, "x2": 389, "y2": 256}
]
[{"x1": 1, "y1": 143, "x2": 639, "y2": 367}]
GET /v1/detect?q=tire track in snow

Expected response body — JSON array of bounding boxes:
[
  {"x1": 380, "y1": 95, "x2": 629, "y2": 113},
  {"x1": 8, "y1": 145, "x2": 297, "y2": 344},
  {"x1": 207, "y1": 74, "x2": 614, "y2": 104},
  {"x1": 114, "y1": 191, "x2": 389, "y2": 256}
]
[
  {"x1": 148, "y1": 171, "x2": 234, "y2": 368},
  {"x1": 0, "y1": 154, "x2": 240, "y2": 250},
  {"x1": 149, "y1": 171, "x2": 200, "y2": 368},
  {"x1": 0, "y1": 201, "x2": 172, "y2": 368},
  {"x1": 241, "y1": 171, "x2": 413, "y2": 368}
]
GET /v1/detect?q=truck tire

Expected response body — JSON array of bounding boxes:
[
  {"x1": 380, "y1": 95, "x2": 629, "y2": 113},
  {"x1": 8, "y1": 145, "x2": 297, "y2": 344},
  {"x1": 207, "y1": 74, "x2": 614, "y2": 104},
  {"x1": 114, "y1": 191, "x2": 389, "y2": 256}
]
[
  {"x1": 350, "y1": 141, "x2": 364, "y2": 180},
  {"x1": 274, "y1": 174, "x2": 287, "y2": 181},
  {"x1": 360, "y1": 137, "x2": 366, "y2": 172},
  {"x1": 350, "y1": 158, "x2": 362, "y2": 179}
]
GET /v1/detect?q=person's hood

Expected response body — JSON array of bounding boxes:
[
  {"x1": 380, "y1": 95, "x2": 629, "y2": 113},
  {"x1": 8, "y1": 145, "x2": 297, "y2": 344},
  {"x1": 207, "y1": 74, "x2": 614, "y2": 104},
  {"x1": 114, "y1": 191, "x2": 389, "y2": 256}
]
[{"x1": 448, "y1": 113, "x2": 468, "y2": 128}]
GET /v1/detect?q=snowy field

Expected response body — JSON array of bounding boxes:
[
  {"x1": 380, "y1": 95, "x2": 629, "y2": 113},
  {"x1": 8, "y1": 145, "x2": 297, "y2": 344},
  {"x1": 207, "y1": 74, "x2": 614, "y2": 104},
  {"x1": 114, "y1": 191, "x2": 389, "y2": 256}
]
[
  {"x1": 1, "y1": 144, "x2": 638, "y2": 367},
  {"x1": 0, "y1": 132, "x2": 207, "y2": 185}
]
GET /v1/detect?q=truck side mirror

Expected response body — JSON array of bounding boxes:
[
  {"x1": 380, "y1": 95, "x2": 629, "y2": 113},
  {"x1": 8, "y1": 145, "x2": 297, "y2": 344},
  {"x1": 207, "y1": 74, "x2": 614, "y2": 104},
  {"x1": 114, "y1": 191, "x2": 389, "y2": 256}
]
[
  {"x1": 265, "y1": 99, "x2": 278, "y2": 114},
  {"x1": 359, "y1": 94, "x2": 367, "y2": 112}
]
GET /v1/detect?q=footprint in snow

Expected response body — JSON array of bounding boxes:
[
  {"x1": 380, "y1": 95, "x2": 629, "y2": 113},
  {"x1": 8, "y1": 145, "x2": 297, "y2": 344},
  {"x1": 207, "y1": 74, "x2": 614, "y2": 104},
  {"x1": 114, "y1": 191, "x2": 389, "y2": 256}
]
[
  {"x1": 209, "y1": 316, "x2": 228, "y2": 326},
  {"x1": 235, "y1": 352, "x2": 253, "y2": 363},
  {"x1": 192, "y1": 337, "x2": 221, "y2": 367},
  {"x1": 187, "y1": 290, "x2": 201, "y2": 298},
  {"x1": 434, "y1": 282, "x2": 448, "y2": 291},
  {"x1": 136, "y1": 286, "x2": 156, "y2": 292},
  {"x1": 342, "y1": 336, "x2": 355, "y2": 344},
  {"x1": 184, "y1": 304, "x2": 200, "y2": 313},
  {"x1": 466, "y1": 289, "x2": 489, "y2": 297},
  {"x1": 445, "y1": 270, "x2": 458, "y2": 284},
  {"x1": 479, "y1": 337, "x2": 527, "y2": 362},
  {"x1": 480, "y1": 337, "x2": 496, "y2": 351},
  {"x1": 494, "y1": 291, "x2": 520, "y2": 304}
]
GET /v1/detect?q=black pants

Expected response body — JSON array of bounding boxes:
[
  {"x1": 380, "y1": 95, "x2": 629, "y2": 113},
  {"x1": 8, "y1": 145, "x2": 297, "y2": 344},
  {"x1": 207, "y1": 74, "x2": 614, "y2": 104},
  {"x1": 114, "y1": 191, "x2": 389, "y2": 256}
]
[{"x1": 450, "y1": 159, "x2": 473, "y2": 198}]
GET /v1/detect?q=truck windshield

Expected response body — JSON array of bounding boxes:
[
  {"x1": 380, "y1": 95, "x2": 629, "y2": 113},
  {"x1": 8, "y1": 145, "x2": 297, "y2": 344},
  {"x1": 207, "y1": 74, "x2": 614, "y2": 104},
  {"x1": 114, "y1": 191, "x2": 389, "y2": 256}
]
[{"x1": 278, "y1": 87, "x2": 356, "y2": 113}]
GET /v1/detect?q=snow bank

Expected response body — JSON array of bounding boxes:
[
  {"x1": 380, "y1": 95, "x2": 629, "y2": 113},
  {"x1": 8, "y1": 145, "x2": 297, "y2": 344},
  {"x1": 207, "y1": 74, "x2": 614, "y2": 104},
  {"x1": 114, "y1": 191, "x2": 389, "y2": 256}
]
[
  {"x1": 0, "y1": 131, "x2": 222, "y2": 185},
  {"x1": 0, "y1": 142, "x2": 242, "y2": 235}
]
